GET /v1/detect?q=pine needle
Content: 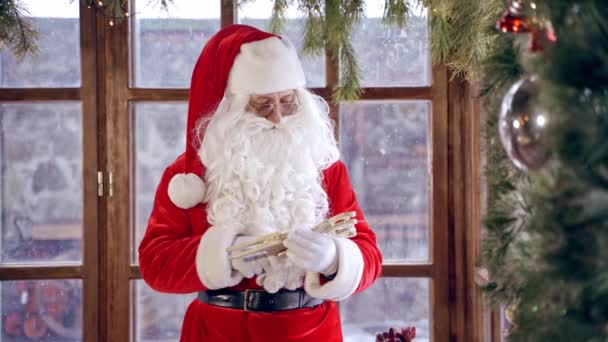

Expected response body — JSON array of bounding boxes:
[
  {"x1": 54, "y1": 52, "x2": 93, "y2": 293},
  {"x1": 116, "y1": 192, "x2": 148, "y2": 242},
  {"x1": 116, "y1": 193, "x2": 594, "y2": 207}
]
[{"x1": 0, "y1": 0, "x2": 39, "y2": 61}]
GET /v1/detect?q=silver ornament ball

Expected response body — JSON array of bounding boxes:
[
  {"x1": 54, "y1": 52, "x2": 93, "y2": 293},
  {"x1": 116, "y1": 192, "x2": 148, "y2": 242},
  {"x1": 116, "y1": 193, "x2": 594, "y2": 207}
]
[{"x1": 499, "y1": 75, "x2": 550, "y2": 171}]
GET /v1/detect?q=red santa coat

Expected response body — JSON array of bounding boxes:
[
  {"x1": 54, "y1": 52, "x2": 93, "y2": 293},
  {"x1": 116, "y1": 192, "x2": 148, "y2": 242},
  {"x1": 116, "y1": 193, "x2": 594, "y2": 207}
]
[{"x1": 138, "y1": 154, "x2": 382, "y2": 341}]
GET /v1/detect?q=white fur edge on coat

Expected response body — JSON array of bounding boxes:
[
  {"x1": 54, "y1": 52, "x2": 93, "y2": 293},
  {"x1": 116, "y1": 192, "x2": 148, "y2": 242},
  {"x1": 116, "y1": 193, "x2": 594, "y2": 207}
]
[
  {"x1": 195, "y1": 226, "x2": 243, "y2": 289},
  {"x1": 304, "y1": 237, "x2": 364, "y2": 301},
  {"x1": 167, "y1": 173, "x2": 206, "y2": 209}
]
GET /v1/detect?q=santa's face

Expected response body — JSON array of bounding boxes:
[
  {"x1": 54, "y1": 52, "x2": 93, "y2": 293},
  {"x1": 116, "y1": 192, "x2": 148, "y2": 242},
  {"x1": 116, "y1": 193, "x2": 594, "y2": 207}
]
[
  {"x1": 198, "y1": 89, "x2": 339, "y2": 236},
  {"x1": 247, "y1": 89, "x2": 300, "y2": 124}
]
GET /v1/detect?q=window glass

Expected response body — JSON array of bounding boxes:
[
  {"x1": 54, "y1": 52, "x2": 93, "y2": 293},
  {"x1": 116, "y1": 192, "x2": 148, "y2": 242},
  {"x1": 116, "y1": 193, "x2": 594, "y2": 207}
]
[
  {"x1": 131, "y1": 102, "x2": 187, "y2": 262},
  {"x1": 1, "y1": 279, "x2": 82, "y2": 341},
  {"x1": 0, "y1": 102, "x2": 82, "y2": 264},
  {"x1": 349, "y1": 0, "x2": 430, "y2": 87},
  {"x1": 133, "y1": 280, "x2": 195, "y2": 342},
  {"x1": 340, "y1": 101, "x2": 431, "y2": 262},
  {"x1": 131, "y1": 0, "x2": 220, "y2": 88},
  {"x1": 341, "y1": 278, "x2": 430, "y2": 342},
  {"x1": 0, "y1": 0, "x2": 80, "y2": 88}
]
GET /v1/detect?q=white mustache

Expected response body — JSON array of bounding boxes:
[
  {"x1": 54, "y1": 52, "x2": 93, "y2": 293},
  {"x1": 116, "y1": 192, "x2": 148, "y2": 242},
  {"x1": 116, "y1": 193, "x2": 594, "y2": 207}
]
[{"x1": 239, "y1": 112, "x2": 303, "y2": 129}]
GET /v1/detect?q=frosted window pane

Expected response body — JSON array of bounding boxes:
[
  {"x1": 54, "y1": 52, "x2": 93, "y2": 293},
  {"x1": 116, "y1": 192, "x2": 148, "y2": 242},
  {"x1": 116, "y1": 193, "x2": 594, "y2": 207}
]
[
  {"x1": 341, "y1": 278, "x2": 430, "y2": 342},
  {"x1": 0, "y1": 0, "x2": 80, "y2": 88},
  {"x1": 131, "y1": 0, "x2": 220, "y2": 88},
  {"x1": 1, "y1": 279, "x2": 82, "y2": 341},
  {"x1": 237, "y1": 0, "x2": 325, "y2": 87},
  {"x1": 349, "y1": 0, "x2": 430, "y2": 87},
  {"x1": 133, "y1": 280, "x2": 195, "y2": 341},
  {"x1": 132, "y1": 102, "x2": 187, "y2": 262},
  {"x1": 339, "y1": 101, "x2": 430, "y2": 262},
  {"x1": 0, "y1": 103, "x2": 82, "y2": 264}
]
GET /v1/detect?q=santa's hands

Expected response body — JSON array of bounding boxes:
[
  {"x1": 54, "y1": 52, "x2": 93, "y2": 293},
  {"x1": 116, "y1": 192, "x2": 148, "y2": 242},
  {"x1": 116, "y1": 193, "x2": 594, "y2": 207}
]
[
  {"x1": 283, "y1": 230, "x2": 338, "y2": 275},
  {"x1": 230, "y1": 236, "x2": 270, "y2": 278},
  {"x1": 255, "y1": 255, "x2": 305, "y2": 293}
]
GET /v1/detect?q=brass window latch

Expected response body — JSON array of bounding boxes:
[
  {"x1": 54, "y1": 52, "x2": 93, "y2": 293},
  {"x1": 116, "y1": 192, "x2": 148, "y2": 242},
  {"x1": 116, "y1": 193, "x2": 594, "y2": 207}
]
[
  {"x1": 108, "y1": 171, "x2": 113, "y2": 197},
  {"x1": 97, "y1": 171, "x2": 114, "y2": 197},
  {"x1": 97, "y1": 171, "x2": 103, "y2": 197}
]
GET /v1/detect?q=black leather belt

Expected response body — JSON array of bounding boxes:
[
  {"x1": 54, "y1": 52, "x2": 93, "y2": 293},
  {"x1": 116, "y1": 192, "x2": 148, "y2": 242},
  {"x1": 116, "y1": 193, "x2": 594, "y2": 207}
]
[{"x1": 197, "y1": 289, "x2": 324, "y2": 312}]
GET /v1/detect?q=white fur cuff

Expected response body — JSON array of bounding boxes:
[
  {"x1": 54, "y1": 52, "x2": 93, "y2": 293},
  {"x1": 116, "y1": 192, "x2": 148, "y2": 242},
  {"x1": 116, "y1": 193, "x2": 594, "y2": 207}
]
[
  {"x1": 196, "y1": 226, "x2": 243, "y2": 289},
  {"x1": 167, "y1": 173, "x2": 206, "y2": 209},
  {"x1": 304, "y1": 237, "x2": 364, "y2": 301}
]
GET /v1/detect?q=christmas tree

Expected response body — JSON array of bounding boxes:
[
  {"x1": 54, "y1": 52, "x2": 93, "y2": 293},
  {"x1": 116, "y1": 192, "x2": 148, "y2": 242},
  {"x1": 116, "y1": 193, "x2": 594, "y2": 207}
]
[{"x1": 481, "y1": 0, "x2": 608, "y2": 340}]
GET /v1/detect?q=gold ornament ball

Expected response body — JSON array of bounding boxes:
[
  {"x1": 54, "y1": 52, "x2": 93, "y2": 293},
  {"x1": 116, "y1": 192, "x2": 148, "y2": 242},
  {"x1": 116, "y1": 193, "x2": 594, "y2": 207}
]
[{"x1": 499, "y1": 75, "x2": 550, "y2": 171}]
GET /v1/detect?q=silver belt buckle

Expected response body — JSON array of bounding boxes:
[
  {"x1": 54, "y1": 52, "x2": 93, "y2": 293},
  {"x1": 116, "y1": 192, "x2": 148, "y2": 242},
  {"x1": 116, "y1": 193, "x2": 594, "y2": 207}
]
[
  {"x1": 244, "y1": 289, "x2": 252, "y2": 312},
  {"x1": 244, "y1": 289, "x2": 265, "y2": 311}
]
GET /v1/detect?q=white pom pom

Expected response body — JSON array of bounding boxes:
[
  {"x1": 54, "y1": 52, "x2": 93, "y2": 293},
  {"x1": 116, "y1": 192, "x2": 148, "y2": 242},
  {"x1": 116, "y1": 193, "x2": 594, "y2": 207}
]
[{"x1": 167, "y1": 173, "x2": 206, "y2": 209}]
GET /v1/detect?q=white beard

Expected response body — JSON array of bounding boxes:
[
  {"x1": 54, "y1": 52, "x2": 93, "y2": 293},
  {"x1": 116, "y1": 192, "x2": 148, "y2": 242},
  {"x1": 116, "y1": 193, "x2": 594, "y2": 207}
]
[{"x1": 198, "y1": 89, "x2": 340, "y2": 237}]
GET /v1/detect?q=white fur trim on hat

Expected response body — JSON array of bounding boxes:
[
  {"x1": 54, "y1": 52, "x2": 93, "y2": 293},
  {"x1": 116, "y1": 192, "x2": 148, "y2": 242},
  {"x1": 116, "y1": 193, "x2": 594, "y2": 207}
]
[
  {"x1": 167, "y1": 173, "x2": 206, "y2": 209},
  {"x1": 195, "y1": 226, "x2": 243, "y2": 289},
  {"x1": 227, "y1": 36, "x2": 306, "y2": 95},
  {"x1": 304, "y1": 237, "x2": 364, "y2": 301}
]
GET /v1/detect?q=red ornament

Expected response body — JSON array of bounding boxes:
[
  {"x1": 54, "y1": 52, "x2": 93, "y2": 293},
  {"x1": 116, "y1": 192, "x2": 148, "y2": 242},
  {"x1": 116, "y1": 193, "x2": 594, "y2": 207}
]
[
  {"x1": 528, "y1": 23, "x2": 557, "y2": 52},
  {"x1": 497, "y1": 10, "x2": 531, "y2": 33},
  {"x1": 496, "y1": 0, "x2": 530, "y2": 33},
  {"x1": 496, "y1": 0, "x2": 558, "y2": 53}
]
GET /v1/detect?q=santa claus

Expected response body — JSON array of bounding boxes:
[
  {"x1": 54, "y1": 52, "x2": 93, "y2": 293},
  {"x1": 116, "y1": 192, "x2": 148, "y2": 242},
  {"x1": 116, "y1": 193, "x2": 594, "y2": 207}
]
[{"x1": 138, "y1": 24, "x2": 382, "y2": 341}]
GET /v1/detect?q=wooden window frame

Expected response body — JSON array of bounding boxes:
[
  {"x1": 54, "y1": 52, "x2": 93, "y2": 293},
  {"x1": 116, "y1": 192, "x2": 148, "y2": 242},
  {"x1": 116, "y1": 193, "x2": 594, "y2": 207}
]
[
  {"x1": 0, "y1": 4, "x2": 100, "y2": 342},
  {"x1": 0, "y1": 1, "x2": 485, "y2": 341}
]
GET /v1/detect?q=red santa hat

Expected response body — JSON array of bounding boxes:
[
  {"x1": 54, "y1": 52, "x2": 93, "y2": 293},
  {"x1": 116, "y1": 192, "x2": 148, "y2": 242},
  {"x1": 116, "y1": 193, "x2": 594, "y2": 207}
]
[{"x1": 167, "y1": 24, "x2": 307, "y2": 209}]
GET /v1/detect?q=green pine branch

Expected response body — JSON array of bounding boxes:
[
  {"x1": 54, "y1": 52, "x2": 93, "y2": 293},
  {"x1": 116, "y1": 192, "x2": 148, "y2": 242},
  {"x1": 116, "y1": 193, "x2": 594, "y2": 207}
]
[
  {"x1": 3, "y1": 0, "x2": 510, "y2": 103},
  {"x1": 382, "y1": 0, "x2": 409, "y2": 28},
  {"x1": 0, "y1": 0, "x2": 39, "y2": 61},
  {"x1": 269, "y1": 0, "x2": 289, "y2": 34}
]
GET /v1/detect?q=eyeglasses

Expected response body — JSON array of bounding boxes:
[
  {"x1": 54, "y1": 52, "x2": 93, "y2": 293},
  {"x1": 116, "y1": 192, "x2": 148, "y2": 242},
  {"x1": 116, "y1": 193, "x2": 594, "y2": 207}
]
[{"x1": 248, "y1": 98, "x2": 300, "y2": 117}]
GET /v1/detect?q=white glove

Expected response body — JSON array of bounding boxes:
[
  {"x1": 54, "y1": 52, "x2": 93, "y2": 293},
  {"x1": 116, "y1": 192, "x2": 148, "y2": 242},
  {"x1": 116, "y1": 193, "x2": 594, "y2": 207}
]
[
  {"x1": 283, "y1": 229, "x2": 338, "y2": 275},
  {"x1": 230, "y1": 236, "x2": 270, "y2": 279}
]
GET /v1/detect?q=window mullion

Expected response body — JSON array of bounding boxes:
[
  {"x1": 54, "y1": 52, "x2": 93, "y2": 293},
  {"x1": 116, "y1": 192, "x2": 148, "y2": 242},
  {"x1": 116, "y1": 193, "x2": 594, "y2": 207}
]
[{"x1": 222, "y1": 0, "x2": 236, "y2": 27}]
